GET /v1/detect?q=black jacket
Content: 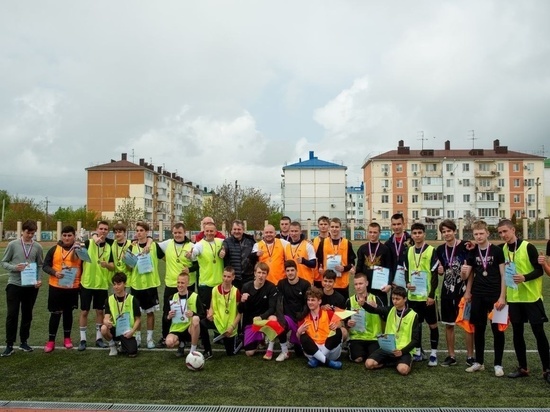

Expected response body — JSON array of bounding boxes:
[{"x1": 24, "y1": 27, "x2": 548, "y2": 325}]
[{"x1": 222, "y1": 233, "x2": 256, "y2": 282}]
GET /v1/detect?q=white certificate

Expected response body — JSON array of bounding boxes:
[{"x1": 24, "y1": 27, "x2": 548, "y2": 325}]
[
  {"x1": 491, "y1": 304, "x2": 509, "y2": 324},
  {"x1": 21, "y1": 263, "x2": 38, "y2": 286},
  {"x1": 377, "y1": 334, "x2": 397, "y2": 352},
  {"x1": 326, "y1": 254, "x2": 342, "y2": 271},
  {"x1": 410, "y1": 271, "x2": 428, "y2": 298},
  {"x1": 504, "y1": 262, "x2": 517, "y2": 289},
  {"x1": 350, "y1": 309, "x2": 366, "y2": 333},
  {"x1": 137, "y1": 253, "x2": 153, "y2": 274},
  {"x1": 393, "y1": 265, "x2": 406, "y2": 288},
  {"x1": 59, "y1": 267, "x2": 77, "y2": 288},
  {"x1": 371, "y1": 266, "x2": 389, "y2": 290},
  {"x1": 115, "y1": 313, "x2": 131, "y2": 337},
  {"x1": 170, "y1": 301, "x2": 188, "y2": 324}
]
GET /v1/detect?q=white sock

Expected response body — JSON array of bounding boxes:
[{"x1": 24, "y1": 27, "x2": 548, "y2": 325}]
[
  {"x1": 179, "y1": 341, "x2": 185, "y2": 348},
  {"x1": 109, "y1": 340, "x2": 115, "y2": 347},
  {"x1": 280, "y1": 342, "x2": 288, "y2": 354},
  {"x1": 415, "y1": 348, "x2": 421, "y2": 356},
  {"x1": 431, "y1": 349, "x2": 437, "y2": 357},
  {"x1": 95, "y1": 324, "x2": 103, "y2": 340},
  {"x1": 319, "y1": 344, "x2": 329, "y2": 356},
  {"x1": 147, "y1": 330, "x2": 153, "y2": 342},
  {"x1": 190, "y1": 344, "x2": 197, "y2": 352},
  {"x1": 136, "y1": 333, "x2": 142, "y2": 344},
  {"x1": 79, "y1": 327, "x2": 87, "y2": 342},
  {"x1": 267, "y1": 341, "x2": 275, "y2": 351},
  {"x1": 313, "y1": 350, "x2": 327, "y2": 363}
]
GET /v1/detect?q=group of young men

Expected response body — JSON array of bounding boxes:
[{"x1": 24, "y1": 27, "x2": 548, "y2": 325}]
[{"x1": 1, "y1": 215, "x2": 550, "y2": 383}]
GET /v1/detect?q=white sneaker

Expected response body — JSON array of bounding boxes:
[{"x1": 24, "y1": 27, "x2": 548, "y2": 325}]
[
  {"x1": 276, "y1": 352, "x2": 289, "y2": 362},
  {"x1": 146, "y1": 340, "x2": 155, "y2": 349},
  {"x1": 109, "y1": 346, "x2": 118, "y2": 356},
  {"x1": 465, "y1": 362, "x2": 485, "y2": 373},
  {"x1": 494, "y1": 365, "x2": 504, "y2": 377}
]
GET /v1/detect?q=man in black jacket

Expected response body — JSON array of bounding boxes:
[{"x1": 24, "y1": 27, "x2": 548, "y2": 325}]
[{"x1": 223, "y1": 220, "x2": 255, "y2": 290}]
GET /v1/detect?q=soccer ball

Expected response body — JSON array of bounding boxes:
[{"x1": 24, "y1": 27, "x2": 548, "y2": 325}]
[{"x1": 186, "y1": 351, "x2": 205, "y2": 371}]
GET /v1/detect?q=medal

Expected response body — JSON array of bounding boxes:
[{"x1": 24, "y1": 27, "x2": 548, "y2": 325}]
[
  {"x1": 482, "y1": 271, "x2": 488, "y2": 277},
  {"x1": 97, "y1": 260, "x2": 102, "y2": 264},
  {"x1": 225, "y1": 309, "x2": 229, "y2": 314},
  {"x1": 117, "y1": 262, "x2": 123, "y2": 268},
  {"x1": 478, "y1": 245, "x2": 491, "y2": 277},
  {"x1": 395, "y1": 333, "x2": 400, "y2": 340},
  {"x1": 176, "y1": 259, "x2": 180, "y2": 263},
  {"x1": 180, "y1": 316, "x2": 185, "y2": 321},
  {"x1": 213, "y1": 259, "x2": 216, "y2": 264}
]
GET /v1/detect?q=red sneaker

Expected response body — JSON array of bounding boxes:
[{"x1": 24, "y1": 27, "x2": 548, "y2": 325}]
[
  {"x1": 44, "y1": 341, "x2": 55, "y2": 353},
  {"x1": 64, "y1": 338, "x2": 73, "y2": 349}
]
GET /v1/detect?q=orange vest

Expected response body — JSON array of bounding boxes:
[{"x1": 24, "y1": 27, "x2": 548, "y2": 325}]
[
  {"x1": 49, "y1": 245, "x2": 82, "y2": 289},
  {"x1": 313, "y1": 236, "x2": 328, "y2": 282},
  {"x1": 322, "y1": 238, "x2": 350, "y2": 289},
  {"x1": 304, "y1": 309, "x2": 331, "y2": 345},
  {"x1": 258, "y1": 240, "x2": 286, "y2": 285},
  {"x1": 285, "y1": 241, "x2": 315, "y2": 284}
]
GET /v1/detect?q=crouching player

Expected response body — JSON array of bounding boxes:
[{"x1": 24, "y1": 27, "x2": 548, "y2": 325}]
[
  {"x1": 296, "y1": 287, "x2": 343, "y2": 370},
  {"x1": 364, "y1": 286, "x2": 420, "y2": 375},
  {"x1": 101, "y1": 273, "x2": 141, "y2": 357},
  {"x1": 200, "y1": 267, "x2": 242, "y2": 358},
  {"x1": 165, "y1": 272, "x2": 204, "y2": 357}
]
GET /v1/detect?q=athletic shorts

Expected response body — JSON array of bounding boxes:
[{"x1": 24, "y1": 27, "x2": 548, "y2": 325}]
[
  {"x1": 80, "y1": 286, "x2": 108, "y2": 311},
  {"x1": 48, "y1": 286, "x2": 79, "y2": 313},
  {"x1": 368, "y1": 348, "x2": 413, "y2": 367},
  {"x1": 348, "y1": 340, "x2": 379, "y2": 361},
  {"x1": 408, "y1": 300, "x2": 438, "y2": 325},
  {"x1": 509, "y1": 300, "x2": 548, "y2": 324},
  {"x1": 440, "y1": 297, "x2": 460, "y2": 325},
  {"x1": 469, "y1": 294, "x2": 500, "y2": 324},
  {"x1": 169, "y1": 330, "x2": 192, "y2": 344},
  {"x1": 243, "y1": 324, "x2": 265, "y2": 351},
  {"x1": 108, "y1": 327, "x2": 138, "y2": 355},
  {"x1": 131, "y1": 287, "x2": 159, "y2": 312}
]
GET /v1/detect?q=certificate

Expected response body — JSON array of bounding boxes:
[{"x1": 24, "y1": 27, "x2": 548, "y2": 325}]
[
  {"x1": 377, "y1": 334, "x2": 397, "y2": 352},
  {"x1": 170, "y1": 301, "x2": 187, "y2": 324},
  {"x1": 59, "y1": 267, "x2": 77, "y2": 288},
  {"x1": 21, "y1": 263, "x2": 38, "y2": 286},
  {"x1": 115, "y1": 313, "x2": 131, "y2": 337},
  {"x1": 393, "y1": 265, "x2": 406, "y2": 288},
  {"x1": 350, "y1": 309, "x2": 366, "y2": 333},
  {"x1": 326, "y1": 254, "x2": 342, "y2": 271},
  {"x1": 463, "y1": 301, "x2": 472, "y2": 321},
  {"x1": 411, "y1": 271, "x2": 428, "y2": 298},
  {"x1": 491, "y1": 304, "x2": 509, "y2": 325},
  {"x1": 371, "y1": 266, "x2": 389, "y2": 290},
  {"x1": 75, "y1": 247, "x2": 91, "y2": 263},
  {"x1": 124, "y1": 250, "x2": 138, "y2": 268},
  {"x1": 504, "y1": 262, "x2": 517, "y2": 289},
  {"x1": 137, "y1": 254, "x2": 153, "y2": 274}
]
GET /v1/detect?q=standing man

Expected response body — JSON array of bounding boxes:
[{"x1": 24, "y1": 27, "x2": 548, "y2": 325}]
[
  {"x1": 312, "y1": 216, "x2": 330, "y2": 288},
  {"x1": 42, "y1": 225, "x2": 82, "y2": 352},
  {"x1": 195, "y1": 217, "x2": 225, "y2": 242},
  {"x1": 317, "y1": 218, "x2": 356, "y2": 300},
  {"x1": 435, "y1": 219, "x2": 474, "y2": 367},
  {"x1": 78, "y1": 220, "x2": 114, "y2": 351},
  {"x1": 250, "y1": 224, "x2": 288, "y2": 285},
  {"x1": 222, "y1": 220, "x2": 256, "y2": 290},
  {"x1": 385, "y1": 213, "x2": 412, "y2": 288},
  {"x1": 110, "y1": 223, "x2": 133, "y2": 286},
  {"x1": 156, "y1": 222, "x2": 197, "y2": 348},
  {"x1": 497, "y1": 219, "x2": 549, "y2": 381},
  {"x1": 277, "y1": 216, "x2": 292, "y2": 241},
  {"x1": 285, "y1": 221, "x2": 317, "y2": 285},
  {"x1": 356, "y1": 222, "x2": 393, "y2": 305},
  {"x1": 1, "y1": 220, "x2": 43, "y2": 356},
  {"x1": 537, "y1": 239, "x2": 550, "y2": 276}
]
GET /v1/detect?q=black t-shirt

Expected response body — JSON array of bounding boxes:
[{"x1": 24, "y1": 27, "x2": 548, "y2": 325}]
[
  {"x1": 466, "y1": 244, "x2": 505, "y2": 297},
  {"x1": 238, "y1": 280, "x2": 278, "y2": 326},
  {"x1": 277, "y1": 278, "x2": 310, "y2": 321},
  {"x1": 321, "y1": 290, "x2": 346, "y2": 310},
  {"x1": 436, "y1": 241, "x2": 469, "y2": 298},
  {"x1": 356, "y1": 242, "x2": 394, "y2": 287}
]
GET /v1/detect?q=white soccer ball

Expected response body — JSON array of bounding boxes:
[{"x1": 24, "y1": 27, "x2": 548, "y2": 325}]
[{"x1": 186, "y1": 351, "x2": 205, "y2": 371}]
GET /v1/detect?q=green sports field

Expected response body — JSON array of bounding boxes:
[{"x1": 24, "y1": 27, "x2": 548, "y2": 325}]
[{"x1": 0, "y1": 242, "x2": 549, "y2": 407}]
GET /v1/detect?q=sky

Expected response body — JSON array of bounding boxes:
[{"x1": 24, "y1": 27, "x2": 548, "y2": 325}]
[{"x1": 1, "y1": 1, "x2": 549, "y2": 212}]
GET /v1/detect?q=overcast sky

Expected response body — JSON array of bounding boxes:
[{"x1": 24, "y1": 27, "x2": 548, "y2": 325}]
[{"x1": 1, "y1": 1, "x2": 549, "y2": 212}]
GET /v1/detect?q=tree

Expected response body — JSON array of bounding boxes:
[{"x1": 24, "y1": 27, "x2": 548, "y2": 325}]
[
  {"x1": 53, "y1": 206, "x2": 100, "y2": 230},
  {"x1": 181, "y1": 202, "x2": 203, "y2": 231},
  {"x1": 0, "y1": 189, "x2": 10, "y2": 220},
  {"x1": 3, "y1": 196, "x2": 46, "y2": 230},
  {"x1": 113, "y1": 198, "x2": 145, "y2": 227}
]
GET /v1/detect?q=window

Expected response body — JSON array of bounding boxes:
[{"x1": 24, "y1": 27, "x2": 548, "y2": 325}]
[
  {"x1": 478, "y1": 193, "x2": 495, "y2": 201},
  {"x1": 446, "y1": 179, "x2": 453, "y2": 187},
  {"x1": 479, "y1": 163, "x2": 490, "y2": 172},
  {"x1": 381, "y1": 164, "x2": 389, "y2": 174},
  {"x1": 145, "y1": 185, "x2": 153, "y2": 194},
  {"x1": 359, "y1": 211, "x2": 363, "y2": 215},
  {"x1": 513, "y1": 179, "x2": 520, "y2": 188},
  {"x1": 396, "y1": 195, "x2": 403, "y2": 204},
  {"x1": 426, "y1": 208, "x2": 440, "y2": 217},
  {"x1": 446, "y1": 195, "x2": 454, "y2": 202},
  {"x1": 446, "y1": 164, "x2": 454, "y2": 172},
  {"x1": 382, "y1": 179, "x2": 389, "y2": 188},
  {"x1": 381, "y1": 211, "x2": 389, "y2": 219},
  {"x1": 498, "y1": 194, "x2": 505, "y2": 203},
  {"x1": 463, "y1": 194, "x2": 471, "y2": 202},
  {"x1": 411, "y1": 179, "x2": 419, "y2": 188},
  {"x1": 412, "y1": 195, "x2": 418, "y2": 203},
  {"x1": 422, "y1": 177, "x2": 442, "y2": 186},
  {"x1": 498, "y1": 178, "x2": 505, "y2": 187},
  {"x1": 411, "y1": 164, "x2": 419, "y2": 172},
  {"x1": 426, "y1": 164, "x2": 437, "y2": 172},
  {"x1": 463, "y1": 163, "x2": 470, "y2": 172},
  {"x1": 463, "y1": 179, "x2": 470, "y2": 187},
  {"x1": 525, "y1": 178, "x2": 534, "y2": 187},
  {"x1": 479, "y1": 179, "x2": 491, "y2": 187},
  {"x1": 497, "y1": 163, "x2": 504, "y2": 172},
  {"x1": 513, "y1": 195, "x2": 520, "y2": 203},
  {"x1": 412, "y1": 210, "x2": 419, "y2": 219},
  {"x1": 528, "y1": 210, "x2": 536, "y2": 218},
  {"x1": 499, "y1": 210, "x2": 506, "y2": 218},
  {"x1": 423, "y1": 193, "x2": 443, "y2": 201},
  {"x1": 396, "y1": 179, "x2": 403, "y2": 188},
  {"x1": 514, "y1": 210, "x2": 522, "y2": 218},
  {"x1": 447, "y1": 210, "x2": 455, "y2": 218},
  {"x1": 381, "y1": 195, "x2": 389, "y2": 203},
  {"x1": 478, "y1": 208, "x2": 498, "y2": 217},
  {"x1": 145, "y1": 171, "x2": 153, "y2": 181},
  {"x1": 396, "y1": 164, "x2": 403, "y2": 172},
  {"x1": 527, "y1": 194, "x2": 535, "y2": 203},
  {"x1": 526, "y1": 163, "x2": 534, "y2": 172},
  {"x1": 513, "y1": 163, "x2": 519, "y2": 172}
]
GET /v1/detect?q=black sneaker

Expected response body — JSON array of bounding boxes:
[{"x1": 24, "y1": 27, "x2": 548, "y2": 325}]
[
  {"x1": 203, "y1": 351, "x2": 213, "y2": 360},
  {"x1": 176, "y1": 345, "x2": 185, "y2": 358},
  {"x1": 466, "y1": 357, "x2": 475, "y2": 367},
  {"x1": 440, "y1": 356, "x2": 457, "y2": 367},
  {"x1": 19, "y1": 342, "x2": 33, "y2": 352},
  {"x1": 507, "y1": 367, "x2": 529, "y2": 378},
  {"x1": 1, "y1": 346, "x2": 14, "y2": 357},
  {"x1": 77, "y1": 340, "x2": 87, "y2": 351},
  {"x1": 95, "y1": 339, "x2": 107, "y2": 348},
  {"x1": 155, "y1": 338, "x2": 166, "y2": 348}
]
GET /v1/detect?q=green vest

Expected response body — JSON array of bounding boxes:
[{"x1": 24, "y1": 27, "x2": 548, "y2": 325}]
[
  {"x1": 169, "y1": 292, "x2": 198, "y2": 333},
  {"x1": 165, "y1": 240, "x2": 196, "y2": 287},
  {"x1": 108, "y1": 294, "x2": 135, "y2": 329},
  {"x1": 385, "y1": 307, "x2": 417, "y2": 354},
  {"x1": 196, "y1": 239, "x2": 224, "y2": 287},
  {"x1": 81, "y1": 241, "x2": 112, "y2": 290},
  {"x1": 407, "y1": 244, "x2": 435, "y2": 302},
  {"x1": 348, "y1": 294, "x2": 383, "y2": 341},
  {"x1": 112, "y1": 240, "x2": 133, "y2": 280},
  {"x1": 212, "y1": 285, "x2": 239, "y2": 337},
  {"x1": 503, "y1": 241, "x2": 543, "y2": 303},
  {"x1": 130, "y1": 244, "x2": 160, "y2": 291}
]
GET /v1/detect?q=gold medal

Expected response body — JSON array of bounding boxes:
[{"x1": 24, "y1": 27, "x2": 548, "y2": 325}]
[
  {"x1": 225, "y1": 309, "x2": 229, "y2": 314},
  {"x1": 176, "y1": 259, "x2": 180, "y2": 263},
  {"x1": 213, "y1": 259, "x2": 216, "y2": 264}
]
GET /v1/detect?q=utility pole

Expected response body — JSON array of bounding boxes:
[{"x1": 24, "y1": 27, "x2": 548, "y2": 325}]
[
  {"x1": 44, "y1": 197, "x2": 50, "y2": 230},
  {"x1": 536, "y1": 177, "x2": 540, "y2": 239},
  {"x1": 234, "y1": 180, "x2": 238, "y2": 220},
  {"x1": 417, "y1": 131, "x2": 427, "y2": 150},
  {"x1": 468, "y1": 130, "x2": 477, "y2": 149}
]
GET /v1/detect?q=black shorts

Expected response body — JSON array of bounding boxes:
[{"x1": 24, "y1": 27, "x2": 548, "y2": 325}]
[
  {"x1": 169, "y1": 330, "x2": 192, "y2": 343},
  {"x1": 131, "y1": 287, "x2": 159, "y2": 312},
  {"x1": 108, "y1": 327, "x2": 138, "y2": 355},
  {"x1": 48, "y1": 286, "x2": 79, "y2": 313},
  {"x1": 348, "y1": 340, "x2": 379, "y2": 361},
  {"x1": 408, "y1": 300, "x2": 438, "y2": 325},
  {"x1": 509, "y1": 300, "x2": 548, "y2": 324},
  {"x1": 368, "y1": 348, "x2": 413, "y2": 367},
  {"x1": 469, "y1": 294, "x2": 499, "y2": 324},
  {"x1": 80, "y1": 286, "x2": 108, "y2": 311},
  {"x1": 440, "y1": 297, "x2": 460, "y2": 324}
]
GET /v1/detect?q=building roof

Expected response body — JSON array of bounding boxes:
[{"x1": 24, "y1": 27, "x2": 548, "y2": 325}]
[
  {"x1": 283, "y1": 151, "x2": 347, "y2": 170},
  {"x1": 86, "y1": 159, "x2": 145, "y2": 171}
]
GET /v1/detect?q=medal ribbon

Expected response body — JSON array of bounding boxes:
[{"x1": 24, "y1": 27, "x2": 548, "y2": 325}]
[
  {"x1": 478, "y1": 245, "x2": 490, "y2": 273},
  {"x1": 368, "y1": 242, "x2": 380, "y2": 265},
  {"x1": 393, "y1": 236, "x2": 404, "y2": 258},
  {"x1": 116, "y1": 293, "x2": 128, "y2": 318},
  {"x1": 445, "y1": 240, "x2": 458, "y2": 267},
  {"x1": 506, "y1": 240, "x2": 517, "y2": 263},
  {"x1": 21, "y1": 238, "x2": 34, "y2": 261},
  {"x1": 179, "y1": 293, "x2": 188, "y2": 319},
  {"x1": 412, "y1": 243, "x2": 426, "y2": 271}
]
